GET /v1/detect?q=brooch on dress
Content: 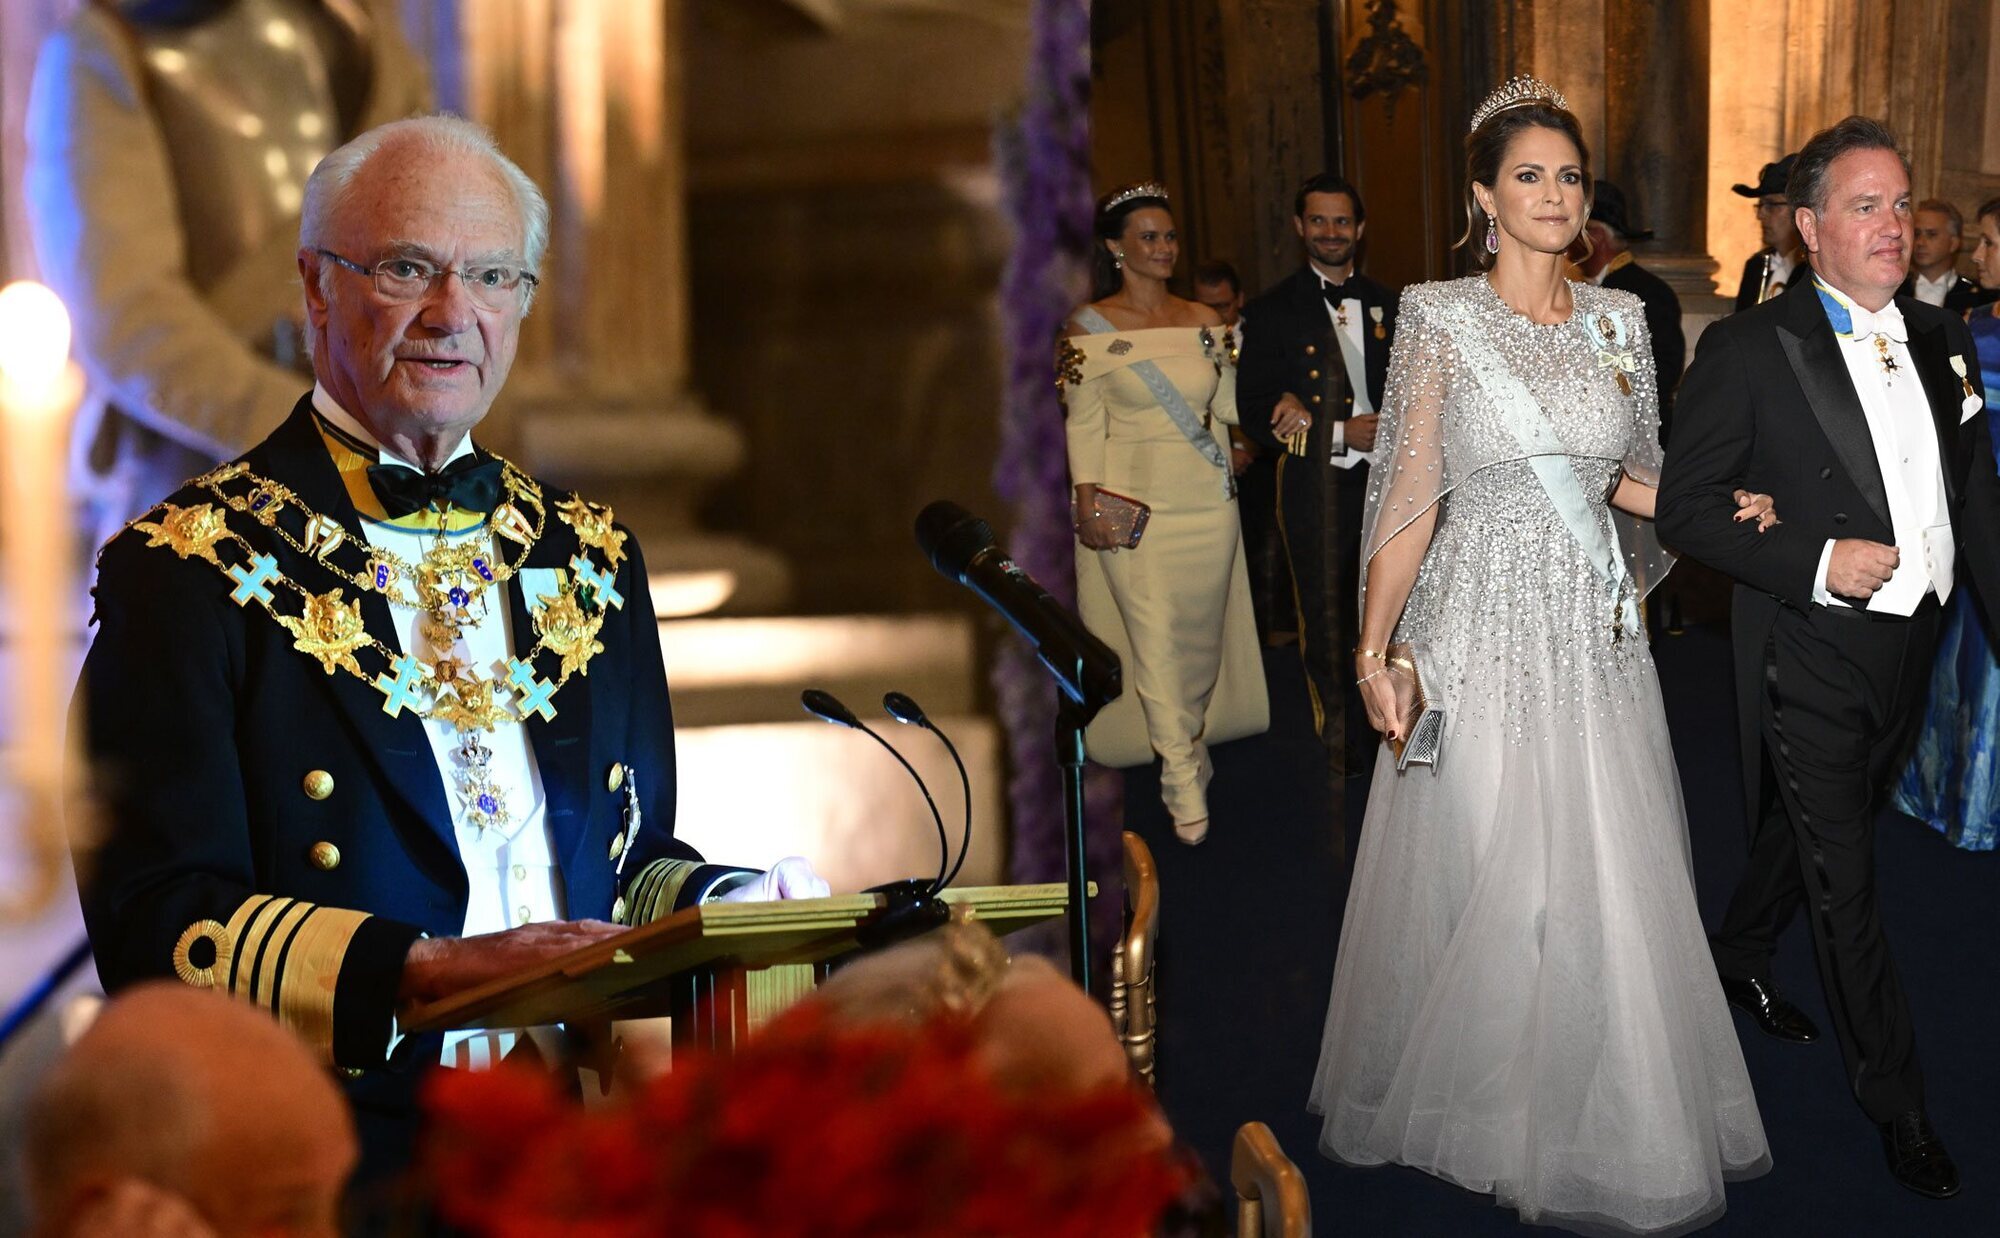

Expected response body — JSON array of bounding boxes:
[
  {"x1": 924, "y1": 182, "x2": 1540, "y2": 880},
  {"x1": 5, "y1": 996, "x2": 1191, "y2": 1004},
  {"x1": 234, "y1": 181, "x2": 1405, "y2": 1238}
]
[
  {"x1": 1585, "y1": 310, "x2": 1637, "y2": 396},
  {"x1": 1108, "y1": 338, "x2": 1134, "y2": 355}
]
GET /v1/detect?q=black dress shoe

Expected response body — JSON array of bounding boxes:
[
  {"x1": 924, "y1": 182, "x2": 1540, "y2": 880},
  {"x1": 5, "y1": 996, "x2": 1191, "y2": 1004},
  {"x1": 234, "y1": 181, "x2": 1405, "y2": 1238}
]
[
  {"x1": 1718, "y1": 976, "x2": 1820, "y2": 1043},
  {"x1": 1878, "y1": 1109, "x2": 1960, "y2": 1199}
]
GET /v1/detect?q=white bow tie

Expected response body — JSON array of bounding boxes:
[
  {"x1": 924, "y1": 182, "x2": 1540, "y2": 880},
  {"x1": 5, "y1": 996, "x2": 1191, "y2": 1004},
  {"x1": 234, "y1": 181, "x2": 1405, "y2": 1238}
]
[{"x1": 1847, "y1": 301, "x2": 1908, "y2": 344}]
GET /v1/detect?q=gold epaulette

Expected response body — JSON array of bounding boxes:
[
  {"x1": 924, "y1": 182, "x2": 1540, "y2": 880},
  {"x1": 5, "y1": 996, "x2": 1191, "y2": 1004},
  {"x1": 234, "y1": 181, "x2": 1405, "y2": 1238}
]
[{"x1": 172, "y1": 896, "x2": 370, "y2": 1062}]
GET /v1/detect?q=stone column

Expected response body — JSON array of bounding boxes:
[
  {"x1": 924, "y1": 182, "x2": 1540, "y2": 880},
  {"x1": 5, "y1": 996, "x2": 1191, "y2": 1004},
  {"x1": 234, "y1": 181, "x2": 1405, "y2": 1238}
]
[
  {"x1": 453, "y1": 0, "x2": 787, "y2": 614},
  {"x1": 1604, "y1": 0, "x2": 1720, "y2": 301}
]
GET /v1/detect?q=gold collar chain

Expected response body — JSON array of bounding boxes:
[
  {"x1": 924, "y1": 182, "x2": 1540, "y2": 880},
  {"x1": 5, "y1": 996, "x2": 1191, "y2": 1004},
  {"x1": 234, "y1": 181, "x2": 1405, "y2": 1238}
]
[{"x1": 125, "y1": 459, "x2": 625, "y2": 728}]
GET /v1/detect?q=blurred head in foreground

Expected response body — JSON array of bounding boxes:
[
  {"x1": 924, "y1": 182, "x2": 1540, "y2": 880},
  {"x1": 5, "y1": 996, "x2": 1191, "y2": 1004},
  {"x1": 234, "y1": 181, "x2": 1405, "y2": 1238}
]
[{"x1": 24, "y1": 982, "x2": 356, "y2": 1238}]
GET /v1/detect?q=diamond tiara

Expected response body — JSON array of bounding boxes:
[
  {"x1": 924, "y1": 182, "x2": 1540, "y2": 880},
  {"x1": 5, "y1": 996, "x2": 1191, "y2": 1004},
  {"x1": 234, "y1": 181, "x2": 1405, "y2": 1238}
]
[
  {"x1": 1104, "y1": 181, "x2": 1171, "y2": 212},
  {"x1": 1469, "y1": 76, "x2": 1569, "y2": 134}
]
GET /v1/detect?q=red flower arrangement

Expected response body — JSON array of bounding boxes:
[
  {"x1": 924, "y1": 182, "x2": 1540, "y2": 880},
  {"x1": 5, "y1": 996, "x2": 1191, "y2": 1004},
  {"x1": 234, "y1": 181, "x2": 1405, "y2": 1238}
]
[{"x1": 422, "y1": 1002, "x2": 1189, "y2": 1237}]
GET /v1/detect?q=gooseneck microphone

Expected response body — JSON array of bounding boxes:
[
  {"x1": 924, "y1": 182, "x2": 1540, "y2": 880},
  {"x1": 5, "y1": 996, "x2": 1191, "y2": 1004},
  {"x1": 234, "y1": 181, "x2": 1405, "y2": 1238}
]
[
  {"x1": 914, "y1": 501, "x2": 1121, "y2": 715},
  {"x1": 883, "y1": 691, "x2": 972, "y2": 892},
  {"x1": 799, "y1": 689, "x2": 950, "y2": 895}
]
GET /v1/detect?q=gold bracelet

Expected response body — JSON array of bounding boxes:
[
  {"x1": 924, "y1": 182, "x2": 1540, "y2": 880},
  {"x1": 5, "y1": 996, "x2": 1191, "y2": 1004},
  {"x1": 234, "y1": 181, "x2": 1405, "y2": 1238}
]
[{"x1": 1355, "y1": 647, "x2": 1387, "y2": 662}]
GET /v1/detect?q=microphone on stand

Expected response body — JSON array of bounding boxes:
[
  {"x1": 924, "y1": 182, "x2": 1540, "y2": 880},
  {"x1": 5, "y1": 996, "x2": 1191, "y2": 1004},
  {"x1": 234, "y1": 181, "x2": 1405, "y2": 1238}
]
[
  {"x1": 883, "y1": 691, "x2": 972, "y2": 892},
  {"x1": 799, "y1": 688, "x2": 952, "y2": 950},
  {"x1": 914, "y1": 501, "x2": 1120, "y2": 716}
]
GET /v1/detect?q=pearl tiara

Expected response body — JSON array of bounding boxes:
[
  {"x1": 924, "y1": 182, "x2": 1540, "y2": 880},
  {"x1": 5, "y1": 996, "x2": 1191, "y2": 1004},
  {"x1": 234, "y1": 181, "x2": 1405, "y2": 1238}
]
[
  {"x1": 1469, "y1": 76, "x2": 1568, "y2": 134},
  {"x1": 1104, "y1": 181, "x2": 1170, "y2": 211}
]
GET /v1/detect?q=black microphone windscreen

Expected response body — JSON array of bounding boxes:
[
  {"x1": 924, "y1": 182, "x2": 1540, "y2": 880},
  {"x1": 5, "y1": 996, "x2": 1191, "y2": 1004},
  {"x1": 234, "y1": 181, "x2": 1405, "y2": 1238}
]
[
  {"x1": 800, "y1": 688, "x2": 860, "y2": 729},
  {"x1": 913, "y1": 500, "x2": 994, "y2": 580},
  {"x1": 882, "y1": 691, "x2": 927, "y2": 726}
]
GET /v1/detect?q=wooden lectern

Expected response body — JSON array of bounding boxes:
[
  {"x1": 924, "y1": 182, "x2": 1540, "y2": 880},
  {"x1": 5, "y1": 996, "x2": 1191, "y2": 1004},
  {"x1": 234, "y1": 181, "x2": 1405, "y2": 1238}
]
[{"x1": 400, "y1": 884, "x2": 1075, "y2": 1053}]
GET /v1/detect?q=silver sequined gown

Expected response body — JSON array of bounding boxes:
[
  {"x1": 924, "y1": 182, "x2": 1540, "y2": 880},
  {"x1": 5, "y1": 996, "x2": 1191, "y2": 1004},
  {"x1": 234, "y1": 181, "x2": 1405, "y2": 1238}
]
[{"x1": 1309, "y1": 278, "x2": 1770, "y2": 1235}]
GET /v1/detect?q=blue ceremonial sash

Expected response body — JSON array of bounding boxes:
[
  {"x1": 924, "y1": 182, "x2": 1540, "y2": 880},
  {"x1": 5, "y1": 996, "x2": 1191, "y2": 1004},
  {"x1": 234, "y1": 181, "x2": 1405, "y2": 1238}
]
[
  {"x1": 1074, "y1": 308, "x2": 1233, "y2": 492},
  {"x1": 1441, "y1": 298, "x2": 1642, "y2": 638}
]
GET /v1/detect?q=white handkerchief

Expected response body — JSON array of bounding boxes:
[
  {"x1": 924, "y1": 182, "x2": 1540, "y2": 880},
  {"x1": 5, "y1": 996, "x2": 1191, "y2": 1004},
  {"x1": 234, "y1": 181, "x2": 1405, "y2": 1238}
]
[{"x1": 1963, "y1": 393, "x2": 1983, "y2": 423}]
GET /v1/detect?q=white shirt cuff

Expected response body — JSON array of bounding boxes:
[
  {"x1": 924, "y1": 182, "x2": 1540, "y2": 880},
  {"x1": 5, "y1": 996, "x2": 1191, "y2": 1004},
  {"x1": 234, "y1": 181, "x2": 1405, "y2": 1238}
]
[
  {"x1": 1812, "y1": 538, "x2": 1848, "y2": 607},
  {"x1": 1329, "y1": 419, "x2": 1345, "y2": 454}
]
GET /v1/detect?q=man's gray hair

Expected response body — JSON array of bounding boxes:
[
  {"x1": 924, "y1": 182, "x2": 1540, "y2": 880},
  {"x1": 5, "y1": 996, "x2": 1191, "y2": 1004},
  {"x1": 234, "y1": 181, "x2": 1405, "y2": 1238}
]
[
  {"x1": 300, "y1": 113, "x2": 550, "y2": 274},
  {"x1": 1787, "y1": 115, "x2": 1911, "y2": 216}
]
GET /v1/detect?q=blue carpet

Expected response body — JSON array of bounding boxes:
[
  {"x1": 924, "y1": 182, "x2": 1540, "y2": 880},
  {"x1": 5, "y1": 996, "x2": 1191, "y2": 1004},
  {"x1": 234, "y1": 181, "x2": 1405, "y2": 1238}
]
[{"x1": 1120, "y1": 625, "x2": 2000, "y2": 1234}]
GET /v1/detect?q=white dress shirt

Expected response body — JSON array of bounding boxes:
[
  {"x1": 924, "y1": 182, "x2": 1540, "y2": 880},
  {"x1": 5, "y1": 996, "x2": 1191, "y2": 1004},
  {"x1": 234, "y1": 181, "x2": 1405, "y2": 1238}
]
[
  {"x1": 1910, "y1": 270, "x2": 1958, "y2": 308},
  {"x1": 1805, "y1": 284, "x2": 1954, "y2": 615},
  {"x1": 1314, "y1": 265, "x2": 1378, "y2": 470},
  {"x1": 312, "y1": 386, "x2": 562, "y2": 1069}
]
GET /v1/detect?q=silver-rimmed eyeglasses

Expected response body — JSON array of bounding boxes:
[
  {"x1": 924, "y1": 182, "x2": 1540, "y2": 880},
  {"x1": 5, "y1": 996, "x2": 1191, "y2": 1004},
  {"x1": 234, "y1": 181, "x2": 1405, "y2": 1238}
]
[{"x1": 315, "y1": 249, "x2": 539, "y2": 310}]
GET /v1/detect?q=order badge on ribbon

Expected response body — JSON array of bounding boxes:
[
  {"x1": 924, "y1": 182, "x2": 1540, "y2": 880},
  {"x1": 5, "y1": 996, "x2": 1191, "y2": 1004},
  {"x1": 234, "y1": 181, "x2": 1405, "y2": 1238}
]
[{"x1": 1587, "y1": 310, "x2": 1637, "y2": 396}]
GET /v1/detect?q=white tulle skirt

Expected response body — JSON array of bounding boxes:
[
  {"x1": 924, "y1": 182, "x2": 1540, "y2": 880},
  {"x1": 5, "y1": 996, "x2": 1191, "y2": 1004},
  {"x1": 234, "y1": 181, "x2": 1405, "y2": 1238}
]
[{"x1": 1310, "y1": 473, "x2": 1770, "y2": 1235}]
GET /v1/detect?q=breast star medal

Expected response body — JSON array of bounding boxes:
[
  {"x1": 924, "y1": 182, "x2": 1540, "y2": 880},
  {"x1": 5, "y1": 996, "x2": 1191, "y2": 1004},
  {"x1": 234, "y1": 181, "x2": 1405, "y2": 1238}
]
[{"x1": 276, "y1": 588, "x2": 369, "y2": 677}]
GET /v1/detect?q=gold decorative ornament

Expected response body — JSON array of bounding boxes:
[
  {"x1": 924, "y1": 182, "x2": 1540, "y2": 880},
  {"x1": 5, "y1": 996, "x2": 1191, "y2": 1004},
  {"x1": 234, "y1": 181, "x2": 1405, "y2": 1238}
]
[
  {"x1": 172, "y1": 919, "x2": 232, "y2": 988},
  {"x1": 123, "y1": 457, "x2": 615, "y2": 735},
  {"x1": 277, "y1": 587, "x2": 369, "y2": 677},
  {"x1": 555, "y1": 495, "x2": 628, "y2": 569},
  {"x1": 533, "y1": 587, "x2": 607, "y2": 680},
  {"x1": 1469, "y1": 75, "x2": 1569, "y2": 133},
  {"x1": 308, "y1": 841, "x2": 341, "y2": 871},
  {"x1": 1055, "y1": 338, "x2": 1085, "y2": 395},
  {"x1": 302, "y1": 769, "x2": 335, "y2": 800},
  {"x1": 131, "y1": 503, "x2": 231, "y2": 565}
]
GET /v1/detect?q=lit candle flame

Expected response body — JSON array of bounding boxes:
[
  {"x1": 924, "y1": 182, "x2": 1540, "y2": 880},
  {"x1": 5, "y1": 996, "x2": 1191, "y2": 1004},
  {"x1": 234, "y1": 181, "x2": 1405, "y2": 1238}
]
[{"x1": 0, "y1": 281, "x2": 73, "y2": 402}]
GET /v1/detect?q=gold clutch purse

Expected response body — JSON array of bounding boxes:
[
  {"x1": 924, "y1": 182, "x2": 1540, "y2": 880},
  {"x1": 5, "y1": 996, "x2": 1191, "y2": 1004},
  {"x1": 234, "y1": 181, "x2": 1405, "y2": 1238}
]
[
  {"x1": 1075, "y1": 488, "x2": 1151, "y2": 549},
  {"x1": 1384, "y1": 641, "x2": 1447, "y2": 770}
]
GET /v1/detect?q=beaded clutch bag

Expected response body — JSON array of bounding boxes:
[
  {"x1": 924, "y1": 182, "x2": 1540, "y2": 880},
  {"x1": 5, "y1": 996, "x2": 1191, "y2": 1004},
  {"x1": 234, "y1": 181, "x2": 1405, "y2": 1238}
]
[
  {"x1": 1076, "y1": 488, "x2": 1151, "y2": 549},
  {"x1": 1385, "y1": 641, "x2": 1447, "y2": 770}
]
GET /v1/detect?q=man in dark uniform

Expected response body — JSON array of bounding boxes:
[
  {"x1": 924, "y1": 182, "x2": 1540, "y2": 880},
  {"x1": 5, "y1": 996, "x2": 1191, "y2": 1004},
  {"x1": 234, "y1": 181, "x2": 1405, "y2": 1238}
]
[
  {"x1": 1896, "y1": 199, "x2": 1986, "y2": 314},
  {"x1": 1237, "y1": 173, "x2": 1397, "y2": 799},
  {"x1": 1733, "y1": 153, "x2": 1806, "y2": 311},
  {"x1": 70, "y1": 115, "x2": 825, "y2": 1192},
  {"x1": 1577, "y1": 179, "x2": 1686, "y2": 436}
]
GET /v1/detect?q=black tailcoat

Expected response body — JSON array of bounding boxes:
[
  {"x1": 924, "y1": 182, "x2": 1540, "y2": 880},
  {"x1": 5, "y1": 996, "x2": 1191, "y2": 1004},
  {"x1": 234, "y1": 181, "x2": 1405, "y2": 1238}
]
[
  {"x1": 1895, "y1": 269, "x2": 1992, "y2": 316},
  {"x1": 1237, "y1": 266, "x2": 1396, "y2": 752},
  {"x1": 1658, "y1": 275, "x2": 2000, "y2": 1120}
]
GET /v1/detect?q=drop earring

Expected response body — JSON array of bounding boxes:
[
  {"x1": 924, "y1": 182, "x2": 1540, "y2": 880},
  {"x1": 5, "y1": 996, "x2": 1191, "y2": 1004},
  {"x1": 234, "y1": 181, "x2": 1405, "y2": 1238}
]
[
  {"x1": 1113, "y1": 252, "x2": 1123, "y2": 270},
  {"x1": 1484, "y1": 218, "x2": 1499, "y2": 254}
]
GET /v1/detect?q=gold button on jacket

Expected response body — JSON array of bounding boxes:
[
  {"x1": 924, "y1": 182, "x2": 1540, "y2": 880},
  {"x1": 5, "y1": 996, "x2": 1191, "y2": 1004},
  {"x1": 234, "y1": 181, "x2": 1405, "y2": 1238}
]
[
  {"x1": 302, "y1": 770, "x2": 335, "y2": 800},
  {"x1": 308, "y1": 841, "x2": 341, "y2": 871}
]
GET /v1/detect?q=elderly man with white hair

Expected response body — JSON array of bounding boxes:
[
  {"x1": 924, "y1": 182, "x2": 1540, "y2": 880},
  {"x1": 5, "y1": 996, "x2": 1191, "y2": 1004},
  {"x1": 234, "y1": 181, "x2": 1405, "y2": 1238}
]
[{"x1": 69, "y1": 114, "x2": 826, "y2": 1185}]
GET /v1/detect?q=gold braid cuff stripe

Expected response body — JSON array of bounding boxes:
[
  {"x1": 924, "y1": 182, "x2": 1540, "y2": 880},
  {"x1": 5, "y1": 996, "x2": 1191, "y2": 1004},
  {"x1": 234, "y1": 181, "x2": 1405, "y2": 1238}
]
[
  {"x1": 207, "y1": 895, "x2": 368, "y2": 1063},
  {"x1": 122, "y1": 459, "x2": 625, "y2": 727},
  {"x1": 617, "y1": 858, "x2": 702, "y2": 926}
]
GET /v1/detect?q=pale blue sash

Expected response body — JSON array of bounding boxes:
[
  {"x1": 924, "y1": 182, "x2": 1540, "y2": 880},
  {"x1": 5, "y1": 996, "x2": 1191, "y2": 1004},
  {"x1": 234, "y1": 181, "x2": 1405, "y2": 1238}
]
[
  {"x1": 1075, "y1": 308, "x2": 1232, "y2": 488},
  {"x1": 1441, "y1": 299, "x2": 1641, "y2": 638}
]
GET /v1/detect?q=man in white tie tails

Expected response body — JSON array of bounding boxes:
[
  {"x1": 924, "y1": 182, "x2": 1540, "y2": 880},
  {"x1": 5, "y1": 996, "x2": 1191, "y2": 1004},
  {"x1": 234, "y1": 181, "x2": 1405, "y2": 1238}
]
[{"x1": 1660, "y1": 117, "x2": 2000, "y2": 1201}]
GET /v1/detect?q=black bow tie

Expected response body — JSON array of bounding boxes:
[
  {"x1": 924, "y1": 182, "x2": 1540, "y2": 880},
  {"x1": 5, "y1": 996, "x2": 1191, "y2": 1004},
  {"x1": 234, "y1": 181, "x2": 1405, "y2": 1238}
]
[
  {"x1": 1320, "y1": 279, "x2": 1358, "y2": 305},
  {"x1": 365, "y1": 454, "x2": 506, "y2": 518}
]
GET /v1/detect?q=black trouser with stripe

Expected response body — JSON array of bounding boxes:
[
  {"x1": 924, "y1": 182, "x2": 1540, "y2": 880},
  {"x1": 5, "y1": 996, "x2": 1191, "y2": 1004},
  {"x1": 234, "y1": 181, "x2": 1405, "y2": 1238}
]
[{"x1": 1710, "y1": 596, "x2": 1940, "y2": 1123}]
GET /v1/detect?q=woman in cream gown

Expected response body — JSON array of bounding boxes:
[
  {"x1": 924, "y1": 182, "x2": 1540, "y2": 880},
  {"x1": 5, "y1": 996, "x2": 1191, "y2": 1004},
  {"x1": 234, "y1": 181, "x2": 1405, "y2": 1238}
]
[
  {"x1": 1309, "y1": 85, "x2": 1773, "y2": 1234},
  {"x1": 1062, "y1": 184, "x2": 1296, "y2": 843}
]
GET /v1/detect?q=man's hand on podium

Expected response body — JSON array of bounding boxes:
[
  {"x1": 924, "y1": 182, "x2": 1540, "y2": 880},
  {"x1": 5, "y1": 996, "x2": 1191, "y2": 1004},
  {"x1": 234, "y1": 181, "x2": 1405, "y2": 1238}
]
[
  {"x1": 716, "y1": 856, "x2": 831, "y2": 903},
  {"x1": 398, "y1": 921, "x2": 627, "y2": 1006}
]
